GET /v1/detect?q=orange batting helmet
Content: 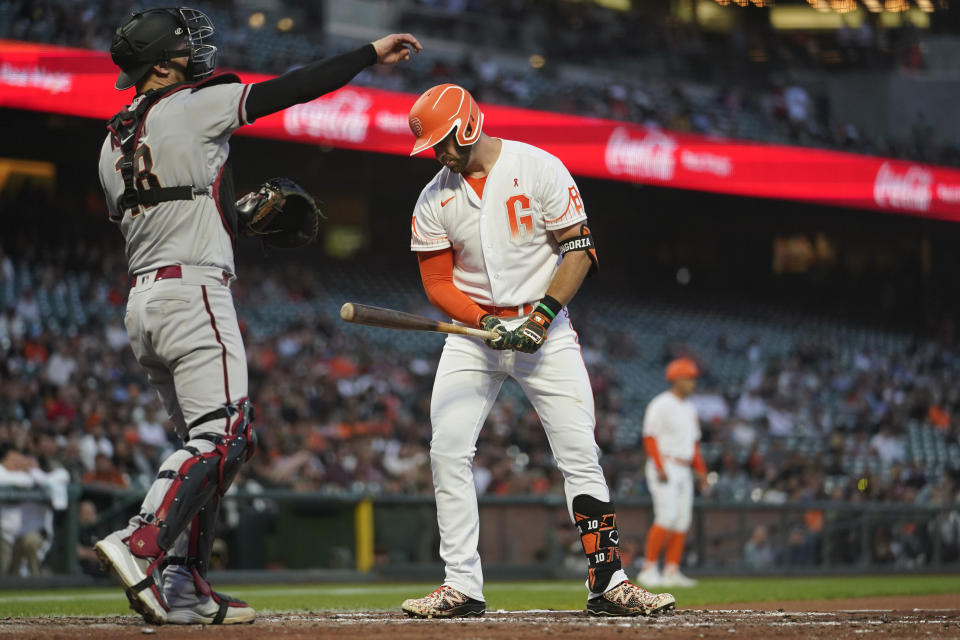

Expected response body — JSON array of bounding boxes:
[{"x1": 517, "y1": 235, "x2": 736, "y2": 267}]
[
  {"x1": 408, "y1": 83, "x2": 484, "y2": 156},
  {"x1": 665, "y1": 358, "x2": 699, "y2": 383}
]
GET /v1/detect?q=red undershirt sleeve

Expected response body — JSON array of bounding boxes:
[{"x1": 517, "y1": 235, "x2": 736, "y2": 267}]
[
  {"x1": 643, "y1": 436, "x2": 665, "y2": 473},
  {"x1": 692, "y1": 442, "x2": 707, "y2": 475},
  {"x1": 418, "y1": 249, "x2": 488, "y2": 328}
]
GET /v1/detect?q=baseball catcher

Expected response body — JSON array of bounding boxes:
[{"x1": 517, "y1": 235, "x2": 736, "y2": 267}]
[
  {"x1": 236, "y1": 178, "x2": 323, "y2": 248},
  {"x1": 95, "y1": 5, "x2": 420, "y2": 626}
]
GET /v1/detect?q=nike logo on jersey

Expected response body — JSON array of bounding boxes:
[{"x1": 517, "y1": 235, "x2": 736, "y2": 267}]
[{"x1": 441, "y1": 195, "x2": 456, "y2": 207}]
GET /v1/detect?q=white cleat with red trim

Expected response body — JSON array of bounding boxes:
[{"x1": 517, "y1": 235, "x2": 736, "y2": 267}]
[{"x1": 94, "y1": 532, "x2": 168, "y2": 625}]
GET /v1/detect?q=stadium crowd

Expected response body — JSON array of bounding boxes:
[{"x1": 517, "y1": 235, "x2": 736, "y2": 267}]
[
  {"x1": 0, "y1": 228, "x2": 958, "y2": 574},
  {"x1": 0, "y1": 0, "x2": 955, "y2": 166}
]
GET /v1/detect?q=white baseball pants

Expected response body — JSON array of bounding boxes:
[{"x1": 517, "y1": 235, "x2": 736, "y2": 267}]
[
  {"x1": 429, "y1": 309, "x2": 616, "y2": 601},
  {"x1": 645, "y1": 459, "x2": 694, "y2": 532}
]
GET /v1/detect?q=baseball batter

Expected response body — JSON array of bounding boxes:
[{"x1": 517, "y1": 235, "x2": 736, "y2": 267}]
[
  {"x1": 638, "y1": 358, "x2": 708, "y2": 588},
  {"x1": 399, "y1": 84, "x2": 676, "y2": 618},
  {"x1": 93, "y1": 7, "x2": 420, "y2": 625}
]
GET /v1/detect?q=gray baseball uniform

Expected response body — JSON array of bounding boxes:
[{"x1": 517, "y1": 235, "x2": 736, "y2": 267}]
[
  {"x1": 97, "y1": 78, "x2": 253, "y2": 605},
  {"x1": 92, "y1": 5, "x2": 408, "y2": 623}
]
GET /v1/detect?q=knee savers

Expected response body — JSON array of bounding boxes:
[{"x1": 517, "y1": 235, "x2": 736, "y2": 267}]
[{"x1": 573, "y1": 494, "x2": 622, "y2": 593}]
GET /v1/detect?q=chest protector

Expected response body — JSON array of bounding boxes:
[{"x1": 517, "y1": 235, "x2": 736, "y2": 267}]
[{"x1": 106, "y1": 74, "x2": 241, "y2": 235}]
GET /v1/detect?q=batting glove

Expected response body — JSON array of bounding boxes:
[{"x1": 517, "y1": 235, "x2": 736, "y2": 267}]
[
  {"x1": 480, "y1": 314, "x2": 514, "y2": 350},
  {"x1": 512, "y1": 296, "x2": 562, "y2": 354}
]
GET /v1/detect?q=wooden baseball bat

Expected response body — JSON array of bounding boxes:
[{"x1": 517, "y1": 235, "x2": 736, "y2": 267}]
[{"x1": 339, "y1": 302, "x2": 499, "y2": 340}]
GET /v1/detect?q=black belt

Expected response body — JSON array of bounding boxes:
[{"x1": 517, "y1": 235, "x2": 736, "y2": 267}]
[{"x1": 118, "y1": 185, "x2": 207, "y2": 211}]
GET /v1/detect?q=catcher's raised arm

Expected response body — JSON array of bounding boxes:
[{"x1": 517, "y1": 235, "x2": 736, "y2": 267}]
[{"x1": 236, "y1": 178, "x2": 323, "y2": 248}]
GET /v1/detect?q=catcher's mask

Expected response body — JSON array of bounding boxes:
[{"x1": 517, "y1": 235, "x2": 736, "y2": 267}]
[
  {"x1": 111, "y1": 6, "x2": 217, "y2": 91},
  {"x1": 408, "y1": 83, "x2": 484, "y2": 156}
]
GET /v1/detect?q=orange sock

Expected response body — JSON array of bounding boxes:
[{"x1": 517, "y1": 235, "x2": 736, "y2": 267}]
[
  {"x1": 665, "y1": 531, "x2": 686, "y2": 567},
  {"x1": 645, "y1": 524, "x2": 668, "y2": 565}
]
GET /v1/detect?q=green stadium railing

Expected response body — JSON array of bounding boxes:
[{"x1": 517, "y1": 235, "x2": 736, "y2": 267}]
[{"x1": 0, "y1": 485, "x2": 956, "y2": 582}]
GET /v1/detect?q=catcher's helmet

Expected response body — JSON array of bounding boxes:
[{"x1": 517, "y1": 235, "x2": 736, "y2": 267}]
[
  {"x1": 110, "y1": 7, "x2": 217, "y2": 91},
  {"x1": 408, "y1": 83, "x2": 483, "y2": 156},
  {"x1": 665, "y1": 358, "x2": 700, "y2": 383}
]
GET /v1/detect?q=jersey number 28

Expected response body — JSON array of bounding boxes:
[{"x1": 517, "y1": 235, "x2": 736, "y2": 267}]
[{"x1": 115, "y1": 144, "x2": 162, "y2": 216}]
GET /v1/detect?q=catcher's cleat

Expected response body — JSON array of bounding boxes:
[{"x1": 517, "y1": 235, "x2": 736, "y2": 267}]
[
  {"x1": 587, "y1": 580, "x2": 676, "y2": 617},
  {"x1": 401, "y1": 585, "x2": 486, "y2": 619},
  {"x1": 166, "y1": 594, "x2": 255, "y2": 625},
  {"x1": 95, "y1": 532, "x2": 168, "y2": 625},
  {"x1": 163, "y1": 563, "x2": 256, "y2": 625}
]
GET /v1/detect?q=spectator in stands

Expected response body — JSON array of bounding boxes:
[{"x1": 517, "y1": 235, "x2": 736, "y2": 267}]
[
  {"x1": 735, "y1": 388, "x2": 767, "y2": 422},
  {"x1": 870, "y1": 425, "x2": 906, "y2": 464},
  {"x1": 743, "y1": 524, "x2": 775, "y2": 569},
  {"x1": 0, "y1": 446, "x2": 66, "y2": 575},
  {"x1": 784, "y1": 525, "x2": 815, "y2": 566},
  {"x1": 76, "y1": 499, "x2": 108, "y2": 578},
  {"x1": 81, "y1": 452, "x2": 128, "y2": 489},
  {"x1": 78, "y1": 421, "x2": 113, "y2": 472}
]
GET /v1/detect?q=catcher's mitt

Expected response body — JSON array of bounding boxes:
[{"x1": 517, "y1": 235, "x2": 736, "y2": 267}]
[{"x1": 236, "y1": 178, "x2": 322, "y2": 249}]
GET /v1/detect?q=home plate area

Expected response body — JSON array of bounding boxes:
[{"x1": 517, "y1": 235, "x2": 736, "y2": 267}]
[{"x1": 2, "y1": 600, "x2": 959, "y2": 640}]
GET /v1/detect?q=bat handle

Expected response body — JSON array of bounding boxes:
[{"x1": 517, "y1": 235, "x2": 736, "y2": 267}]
[
  {"x1": 435, "y1": 321, "x2": 500, "y2": 341},
  {"x1": 461, "y1": 327, "x2": 500, "y2": 340}
]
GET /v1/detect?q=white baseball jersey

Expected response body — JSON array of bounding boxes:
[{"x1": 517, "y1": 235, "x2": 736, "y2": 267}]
[
  {"x1": 643, "y1": 390, "x2": 701, "y2": 461},
  {"x1": 97, "y1": 81, "x2": 253, "y2": 276},
  {"x1": 410, "y1": 140, "x2": 587, "y2": 306}
]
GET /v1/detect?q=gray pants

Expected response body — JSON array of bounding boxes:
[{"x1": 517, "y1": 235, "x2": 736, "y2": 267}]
[{"x1": 119, "y1": 266, "x2": 249, "y2": 595}]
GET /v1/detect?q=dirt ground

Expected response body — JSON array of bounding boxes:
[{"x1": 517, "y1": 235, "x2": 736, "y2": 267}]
[{"x1": 2, "y1": 594, "x2": 958, "y2": 639}]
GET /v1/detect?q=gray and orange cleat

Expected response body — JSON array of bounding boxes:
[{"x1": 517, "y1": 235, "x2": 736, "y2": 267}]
[
  {"x1": 587, "y1": 580, "x2": 676, "y2": 617},
  {"x1": 401, "y1": 585, "x2": 486, "y2": 619}
]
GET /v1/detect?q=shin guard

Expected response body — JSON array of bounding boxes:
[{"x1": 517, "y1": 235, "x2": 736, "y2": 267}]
[
  {"x1": 128, "y1": 400, "x2": 256, "y2": 562},
  {"x1": 573, "y1": 494, "x2": 622, "y2": 593}
]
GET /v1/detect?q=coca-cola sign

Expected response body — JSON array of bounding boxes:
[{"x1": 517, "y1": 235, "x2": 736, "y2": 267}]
[
  {"x1": 873, "y1": 162, "x2": 933, "y2": 212},
  {"x1": 283, "y1": 89, "x2": 372, "y2": 143},
  {"x1": 4, "y1": 40, "x2": 960, "y2": 222},
  {"x1": 605, "y1": 127, "x2": 676, "y2": 182}
]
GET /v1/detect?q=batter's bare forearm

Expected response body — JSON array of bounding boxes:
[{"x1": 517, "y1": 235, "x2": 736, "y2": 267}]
[{"x1": 544, "y1": 251, "x2": 591, "y2": 307}]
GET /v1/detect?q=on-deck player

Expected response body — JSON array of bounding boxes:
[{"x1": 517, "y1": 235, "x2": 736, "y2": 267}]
[
  {"x1": 638, "y1": 358, "x2": 708, "y2": 588},
  {"x1": 399, "y1": 83, "x2": 676, "y2": 618},
  {"x1": 94, "y1": 6, "x2": 420, "y2": 625}
]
